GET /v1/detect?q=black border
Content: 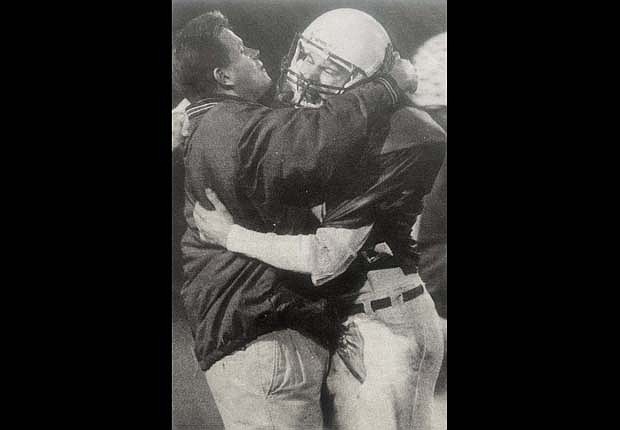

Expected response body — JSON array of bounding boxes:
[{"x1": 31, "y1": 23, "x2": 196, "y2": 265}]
[{"x1": 9, "y1": 0, "x2": 577, "y2": 428}]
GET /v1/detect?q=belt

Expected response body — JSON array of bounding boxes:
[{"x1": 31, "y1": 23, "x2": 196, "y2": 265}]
[{"x1": 337, "y1": 284, "x2": 424, "y2": 317}]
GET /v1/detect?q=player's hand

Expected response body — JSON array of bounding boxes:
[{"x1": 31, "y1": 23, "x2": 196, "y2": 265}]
[
  {"x1": 172, "y1": 99, "x2": 190, "y2": 151},
  {"x1": 388, "y1": 52, "x2": 418, "y2": 94},
  {"x1": 193, "y1": 188, "x2": 235, "y2": 247}
]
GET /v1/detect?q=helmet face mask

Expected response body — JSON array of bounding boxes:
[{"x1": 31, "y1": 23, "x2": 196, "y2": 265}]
[
  {"x1": 278, "y1": 34, "x2": 367, "y2": 107},
  {"x1": 276, "y1": 9, "x2": 394, "y2": 108}
]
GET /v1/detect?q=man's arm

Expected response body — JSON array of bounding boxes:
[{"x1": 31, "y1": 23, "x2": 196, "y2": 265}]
[
  {"x1": 193, "y1": 189, "x2": 371, "y2": 286},
  {"x1": 252, "y1": 54, "x2": 417, "y2": 186},
  {"x1": 232, "y1": 53, "x2": 418, "y2": 208},
  {"x1": 226, "y1": 223, "x2": 373, "y2": 286},
  {"x1": 235, "y1": 76, "x2": 402, "y2": 207}
]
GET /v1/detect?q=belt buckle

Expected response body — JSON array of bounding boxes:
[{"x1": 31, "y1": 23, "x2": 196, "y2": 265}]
[
  {"x1": 361, "y1": 242, "x2": 394, "y2": 265},
  {"x1": 360, "y1": 249, "x2": 382, "y2": 264}
]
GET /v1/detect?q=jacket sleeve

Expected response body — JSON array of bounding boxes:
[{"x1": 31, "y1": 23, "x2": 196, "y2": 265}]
[
  {"x1": 236, "y1": 77, "x2": 399, "y2": 209},
  {"x1": 225, "y1": 223, "x2": 373, "y2": 286},
  {"x1": 321, "y1": 106, "x2": 447, "y2": 230}
]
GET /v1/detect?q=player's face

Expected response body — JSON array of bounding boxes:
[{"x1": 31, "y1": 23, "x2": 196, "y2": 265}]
[{"x1": 289, "y1": 41, "x2": 352, "y2": 106}]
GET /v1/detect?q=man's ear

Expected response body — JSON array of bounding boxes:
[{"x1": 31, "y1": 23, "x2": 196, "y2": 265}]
[{"x1": 213, "y1": 67, "x2": 233, "y2": 87}]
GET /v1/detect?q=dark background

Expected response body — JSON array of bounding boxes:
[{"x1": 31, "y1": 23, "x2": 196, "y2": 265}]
[{"x1": 171, "y1": 1, "x2": 446, "y2": 429}]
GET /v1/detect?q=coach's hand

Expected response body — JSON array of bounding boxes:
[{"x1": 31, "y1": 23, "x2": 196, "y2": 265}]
[
  {"x1": 193, "y1": 188, "x2": 234, "y2": 247},
  {"x1": 388, "y1": 52, "x2": 418, "y2": 94},
  {"x1": 172, "y1": 99, "x2": 190, "y2": 151}
]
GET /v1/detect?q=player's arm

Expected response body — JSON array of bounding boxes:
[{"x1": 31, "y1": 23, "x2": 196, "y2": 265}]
[
  {"x1": 237, "y1": 57, "x2": 416, "y2": 205},
  {"x1": 194, "y1": 189, "x2": 371, "y2": 286}
]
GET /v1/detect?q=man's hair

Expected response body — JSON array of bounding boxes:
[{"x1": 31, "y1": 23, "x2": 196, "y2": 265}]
[{"x1": 173, "y1": 11, "x2": 232, "y2": 101}]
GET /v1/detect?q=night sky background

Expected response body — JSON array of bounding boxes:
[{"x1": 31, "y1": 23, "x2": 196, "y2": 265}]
[{"x1": 171, "y1": 1, "x2": 447, "y2": 429}]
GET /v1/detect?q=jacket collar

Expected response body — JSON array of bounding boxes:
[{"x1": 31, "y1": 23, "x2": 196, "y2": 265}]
[{"x1": 186, "y1": 94, "x2": 254, "y2": 119}]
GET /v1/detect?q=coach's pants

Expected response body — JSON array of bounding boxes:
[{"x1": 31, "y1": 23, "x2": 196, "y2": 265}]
[
  {"x1": 325, "y1": 272, "x2": 445, "y2": 430},
  {"x1": 205, "y1": 329, "x2": 329, "y2": 429}
]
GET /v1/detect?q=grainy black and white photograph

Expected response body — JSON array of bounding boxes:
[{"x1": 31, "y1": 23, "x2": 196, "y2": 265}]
[{"x1": 171, "y1": 1, "x2": 447, "y2": 428}]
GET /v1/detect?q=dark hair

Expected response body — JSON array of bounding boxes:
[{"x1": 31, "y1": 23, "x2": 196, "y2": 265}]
[{"x1": 173, "y1": 11, "x2": 232, "y2": 101}]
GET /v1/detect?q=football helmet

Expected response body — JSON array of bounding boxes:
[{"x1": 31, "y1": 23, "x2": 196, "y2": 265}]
[{"x1": 277, "y1": 8, "x2": 394, "y2": 107}]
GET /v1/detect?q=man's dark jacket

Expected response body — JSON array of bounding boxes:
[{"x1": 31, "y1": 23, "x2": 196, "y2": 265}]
[
  {"x1": 313, "y1": 106, "x2": 446, "y2": 297},
  {"x1": 181, "y1": 79, "x2": 400, "y2": 371}
]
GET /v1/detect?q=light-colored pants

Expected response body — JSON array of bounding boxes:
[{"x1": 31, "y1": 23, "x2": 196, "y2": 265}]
[
  {"x1": 325, "y1": 271, "x2": 445, "y2": 430},
  {"x1": 205, "y1": 329, "x2": 329, "y2": 429}
]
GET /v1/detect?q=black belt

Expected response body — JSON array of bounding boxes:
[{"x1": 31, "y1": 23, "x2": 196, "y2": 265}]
[{"x1": 338, "y1": 284, "x2": 424, "y2": 317}]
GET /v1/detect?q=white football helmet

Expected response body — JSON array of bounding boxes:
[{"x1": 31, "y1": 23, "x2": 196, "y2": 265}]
[{"x1": 277, "y1": 8, "x2": 394, "y2": 107}]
